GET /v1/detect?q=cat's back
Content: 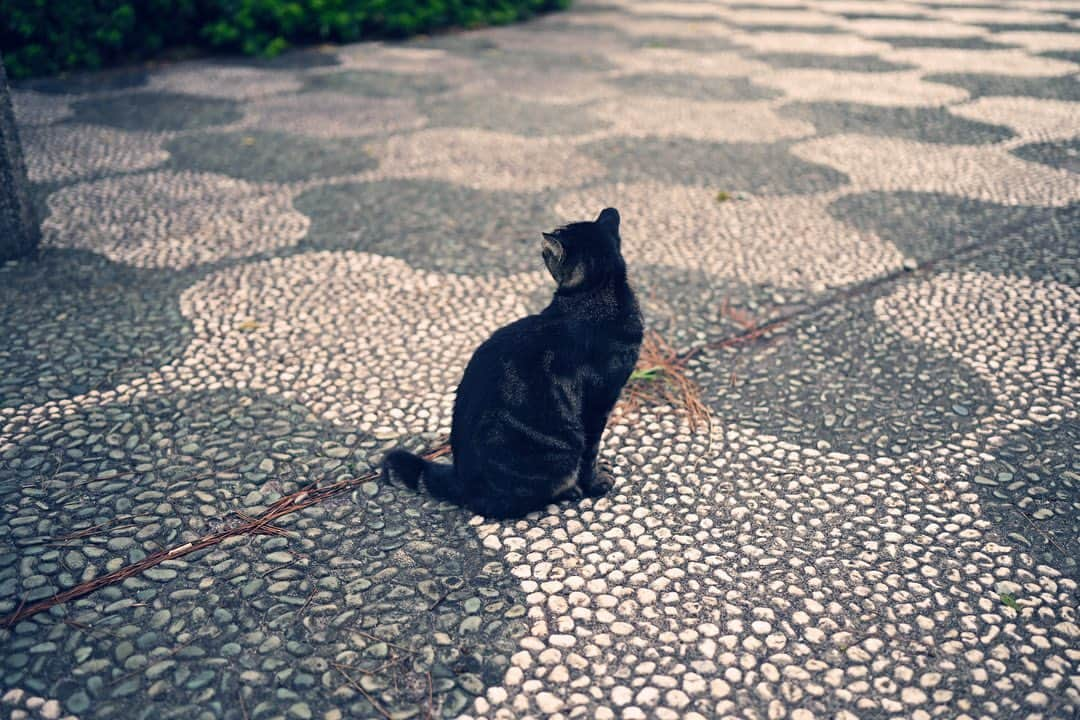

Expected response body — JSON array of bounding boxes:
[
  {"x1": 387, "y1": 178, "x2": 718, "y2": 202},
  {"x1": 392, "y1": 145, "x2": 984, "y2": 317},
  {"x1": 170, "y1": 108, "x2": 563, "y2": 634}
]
[
  {"x1": 452, "y1": 311, "x2": 578, "y2": 451},
  {"x1": 460, "y1": 312, "x2": 563, "y2": 391}
]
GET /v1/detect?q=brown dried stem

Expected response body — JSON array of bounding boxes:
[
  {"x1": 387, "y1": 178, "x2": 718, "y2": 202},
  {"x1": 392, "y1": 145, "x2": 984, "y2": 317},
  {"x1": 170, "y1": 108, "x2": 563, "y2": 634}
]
[
  {"x1": 0, "y1": 319, "x2": 764, "y2": 628},
  {"x1": 0, "y1": 444, "x2": 450, "y2": 628},
  {"x1": 238, "y1": 689, "x2": 250, "y2": 720},
  {"x1": 334, "y1": 665, "x2": 393, "y2": 720}
]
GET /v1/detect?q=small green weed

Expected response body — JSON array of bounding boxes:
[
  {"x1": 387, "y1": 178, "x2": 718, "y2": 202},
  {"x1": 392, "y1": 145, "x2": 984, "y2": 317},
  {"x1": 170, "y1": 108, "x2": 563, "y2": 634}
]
[{"x1": 630, "y1": 366, "x2": 664, "y2": 382}]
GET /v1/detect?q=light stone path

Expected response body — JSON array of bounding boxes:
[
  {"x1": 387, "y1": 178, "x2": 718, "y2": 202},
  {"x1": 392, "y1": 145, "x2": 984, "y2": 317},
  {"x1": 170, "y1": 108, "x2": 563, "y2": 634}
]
[{"x1": 2, "y1": 1, "x2": 1078, "y2": 719}]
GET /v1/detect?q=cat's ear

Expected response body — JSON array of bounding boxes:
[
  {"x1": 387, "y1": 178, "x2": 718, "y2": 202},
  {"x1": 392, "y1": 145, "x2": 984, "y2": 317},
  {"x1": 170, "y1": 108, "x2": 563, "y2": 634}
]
[
  {"x1": 595, "y1": 207, "x2": 620, "y2": 232},
  {"x1": 542, "y1": 232, "x2": 564, "y2": 264}
]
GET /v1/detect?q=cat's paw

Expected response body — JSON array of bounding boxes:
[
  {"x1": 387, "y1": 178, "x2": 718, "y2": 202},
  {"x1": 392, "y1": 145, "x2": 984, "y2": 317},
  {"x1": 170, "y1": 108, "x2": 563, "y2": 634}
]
[
  {"x1": 581, "y1": 462, "x2": 615, "y2": 497},
  {"x1": 555, "y1": 484, "x2": 585, "y2": 502}
]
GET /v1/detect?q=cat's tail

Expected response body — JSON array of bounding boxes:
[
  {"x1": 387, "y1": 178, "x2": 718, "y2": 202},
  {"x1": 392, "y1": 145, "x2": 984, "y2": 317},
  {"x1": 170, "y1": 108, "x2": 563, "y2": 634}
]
[{"x1": 381, "y1": 449, "x2": 466, "y2": 504}]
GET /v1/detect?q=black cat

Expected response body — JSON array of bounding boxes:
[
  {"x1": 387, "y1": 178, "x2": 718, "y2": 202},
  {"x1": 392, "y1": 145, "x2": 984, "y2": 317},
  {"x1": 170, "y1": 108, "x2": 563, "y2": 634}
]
[{"x1": 383, "y1": 208, "x2": 643, "y2": 518}]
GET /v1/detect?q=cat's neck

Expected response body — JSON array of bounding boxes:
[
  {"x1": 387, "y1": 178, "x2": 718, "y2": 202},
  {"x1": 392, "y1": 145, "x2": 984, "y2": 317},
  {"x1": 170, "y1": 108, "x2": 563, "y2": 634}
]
[{"x1": 548, "y1": 277, "x2": 639, "y2": 322}]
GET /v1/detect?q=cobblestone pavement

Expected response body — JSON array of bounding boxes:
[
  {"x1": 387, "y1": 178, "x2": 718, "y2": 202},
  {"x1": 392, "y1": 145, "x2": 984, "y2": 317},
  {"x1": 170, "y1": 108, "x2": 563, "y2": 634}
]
[{"x1": 3, "y1": 0, "x2": 1079, "y2": 718}]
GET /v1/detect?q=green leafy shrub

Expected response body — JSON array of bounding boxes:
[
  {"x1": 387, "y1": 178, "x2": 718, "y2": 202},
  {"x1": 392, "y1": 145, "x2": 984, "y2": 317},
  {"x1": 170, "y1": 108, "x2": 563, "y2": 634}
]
[
  {"x1": 1, "y1": 0, "x2": 204, "y2": 78},
  {"x1": 1, "y1": 0, "x2": 571, "y2": 79}
]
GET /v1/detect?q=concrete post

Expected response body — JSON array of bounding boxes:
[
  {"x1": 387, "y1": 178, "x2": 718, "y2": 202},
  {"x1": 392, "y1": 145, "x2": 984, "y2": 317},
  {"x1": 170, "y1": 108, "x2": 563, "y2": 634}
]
[{"x1": 0, "y1": 57, "x2": 40, "y2": 262}]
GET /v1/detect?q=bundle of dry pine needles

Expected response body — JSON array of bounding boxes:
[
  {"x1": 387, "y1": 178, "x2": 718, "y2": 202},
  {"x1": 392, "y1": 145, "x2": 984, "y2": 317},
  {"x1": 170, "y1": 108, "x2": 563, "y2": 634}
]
[{"x1": 621, "y1": 329, "x2": 712, "y2": 432}]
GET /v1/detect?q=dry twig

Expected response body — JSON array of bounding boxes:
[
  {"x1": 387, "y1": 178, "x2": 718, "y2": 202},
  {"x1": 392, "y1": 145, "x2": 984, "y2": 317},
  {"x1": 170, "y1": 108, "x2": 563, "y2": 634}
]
[
  {"x1": 294, "y1": 588, "x2": 319, "y2": 624},
  {"x1": 0, "y1": 445, "x2": 449, "y2": 627},
  {"x1": 0, "y1": 320, "x2": 760, "y2": 628},
  {"x1": 334, "y1": 665, "x2": 393, "y2": 720}
]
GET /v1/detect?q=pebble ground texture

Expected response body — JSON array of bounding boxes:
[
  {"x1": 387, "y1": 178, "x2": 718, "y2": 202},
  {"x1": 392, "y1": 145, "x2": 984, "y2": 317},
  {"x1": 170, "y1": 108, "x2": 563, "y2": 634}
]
[{"x1": 2, "y1": 0, "x2": 1079, "y2": 718}]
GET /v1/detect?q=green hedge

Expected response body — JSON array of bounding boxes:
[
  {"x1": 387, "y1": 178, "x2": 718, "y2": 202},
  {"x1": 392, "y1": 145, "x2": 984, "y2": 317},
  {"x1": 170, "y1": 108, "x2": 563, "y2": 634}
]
[{"x1": 1, "y1": 0, "x2": 571, "y2": 79}]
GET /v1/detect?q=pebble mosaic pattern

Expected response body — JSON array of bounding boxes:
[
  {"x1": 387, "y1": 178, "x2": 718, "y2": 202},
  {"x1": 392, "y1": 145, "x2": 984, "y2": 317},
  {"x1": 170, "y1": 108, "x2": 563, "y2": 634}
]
[
  {"x1": 158, "y1": 252, "x2": 546, "y2": 431},
  {"x1": 924, "y1": 72, "x2": 1080, "y2": 101},
  {"x1": 1011, "y1": 137, "x2": 1080, "y2": 174},
  {"x1": 40, "y1": 171, "x2": 310, "y2": 269},
  {"x1": 589, "y1": 98, "x2": 816, "y2": 142},
  {"x1": 337, "y1": 43, "x2": 479, "y2": 76},
  {"x1": 974, "y1": 420, "x2": 1080, "y2": 574},
  {"x1": 241, "y1": 92, "x2": 427, "y2": 139},
  {"x1": 880, "y1": 47, "x2": 1080, "y2": 75},
  {"x1": 792, "y1": 134, "x2": 1080, "y2": 205},
  {"x1": 603, "y1": 49, "x2": 771, "y2": 77},
  {"x1": 368, "y1": 129, "x2": 608, "y2": 192},
  {"x1": 148, "y1": 64, "x2": 304, "y2": 100},
  {"x1": 748, "y1": 52, "x2": 916, "y2": 72},
  {"x1": 554, "y1": 184, "x2": 905, "y2": 292},
  {"x1": 421, "y1": 95, "x2": 612, "y2": 138},
  {"x1": 300, "y1": 69, "x2": 454, "y2": 98},
  {"x1": 429, "y1": 53, "x2": 619, "y2": 105},
  {"x1": 483, "y1": 22, "x2": 631, "y2": 58},
  {"x1": 779, "y1": 100, "x2": 1016, "y2": 144},
  {"x1": 0, "y1": 689, "x2": 73, "y2": 720},
  {"x1": 291, "y1": 180, "x2": 559, "y2": 274},
  {"x1": 9, "y1": 91, "x2": 73, "y2": 127},
  {"x1": 221, "y1": 48, "x2": 342, "y2": 70},
  {"x1": 728, "y1": 31, "x2": 895, "y2": 55},
  {"x1": 580, "y1": 136, "x2": 850, "y2": 191},
  {"x1": 995, "y1": 30, "x2": 1080, "y2": 52},
  {"x1": 19, "y1": 125, "x2": 169, "y2": 185},
  {"x1": 163, "y1": 130, "x2": 378, "y2": 183},
  {"x1": 16, "y1": 68, "x2": 148, "y2": 95},
  {"x1": 1, "y1": 390, "x2": 527, "y2": 720},
  {"x1": 879, "y1": 35, "x2": 1017, "y2": 50},
  {"x1": 68, "y1": 92, "x2": 243, "y2": 134},
  {"x1": 826, "y1": 191, "x2": 1077, "y2": 264},
  {"x1": 6, "y1": 0, "x2": 1080, "y2": 718},
  {"x1": 948, "y1": 96, "x2": 1080, "y2": 142},
  {"x1": 607, "y1": 74, "x2": 782, "y2": 101},
  {"x1": 880, "y1": 271, "x2": 1077, "y2": 437},
  {"x1": 755, "y1": 69, "x2": 971, "y2": 106},
  {"x1": 0, "y1": 250, "x2": 192, "y2": 411},
  {"x1": 696, "y1": 296, "x2": 995, "y2": 454},
  {"x1": 0, "y1": 252, "x2": 546, "y2": 442}
]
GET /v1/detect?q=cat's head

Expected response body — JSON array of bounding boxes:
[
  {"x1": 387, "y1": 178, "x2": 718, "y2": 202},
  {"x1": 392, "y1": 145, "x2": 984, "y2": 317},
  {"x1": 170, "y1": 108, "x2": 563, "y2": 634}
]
[{"x1": 542, "y1": 208, "x2": 625, "y2": 291}]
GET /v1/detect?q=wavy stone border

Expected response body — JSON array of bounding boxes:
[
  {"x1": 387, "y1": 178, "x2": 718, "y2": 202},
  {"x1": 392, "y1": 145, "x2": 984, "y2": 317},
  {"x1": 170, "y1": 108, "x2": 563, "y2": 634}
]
[
  {"x1": 462, "y1": 268, "x2": 1079, "y2": 719},
  {"x1": 881, "y1": 47, "x2": 1079, "y2": 75},
  {"x1": 877, "y1": 271, "x2": 1079, "y2": 427},
  {"x1": 368, "y1": 129, "x2": 607, "y2": 192},
  {"x1": 948, "y1": 96, "x2": 1080, "y2": 142},
  {"x1": 10, "y1": 91, "x2": 73, "y2": 126},
  {"x1": 792, "y1": 133, "x2": 1080, "y2": 206},
  {"x1": 755, "y1": 70, "x2": 969, "y2": 106},
  {"x1": 147, "y1": 63, "x2": 303, "y2": 100},
  {"x1": 20, "y1": 125, "x2": 169, "y2": 184},
  {"x1": 0, "y1": 248, "x2": 193, "y2": 411},
  {"x1": 241, "y1": 92, "x2": 427, "y2": 139},
  {"x1": 41, "y1": 170, "x2": 309, "y2": 269},
  {"x1": 0, "y1": 252, "x2": 549, "y2": 444},
  {"x1": 604, "y1": 49, "x2": 771, "y2": 76},
  {"x1": 555, "y1": 184, "x2": 904, "y2": 291},
  {"x1": 587, "y1": 98, "x2": 815, "y2": 142}
]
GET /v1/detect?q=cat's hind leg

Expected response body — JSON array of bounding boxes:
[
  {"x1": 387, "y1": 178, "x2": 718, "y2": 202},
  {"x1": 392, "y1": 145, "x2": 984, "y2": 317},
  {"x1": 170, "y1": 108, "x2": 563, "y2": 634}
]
[
  {"x1": 465, "y1": 465, "x2": 581, "y2": 519},
  {"x1": 551, "y1": 465, "x2": 585, "y2": 502}
]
